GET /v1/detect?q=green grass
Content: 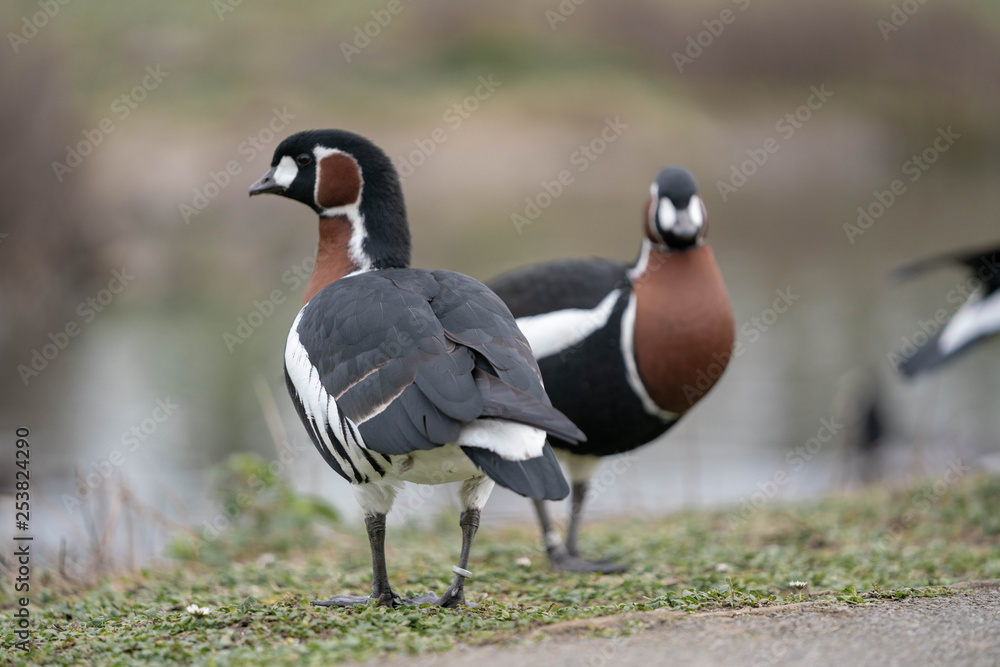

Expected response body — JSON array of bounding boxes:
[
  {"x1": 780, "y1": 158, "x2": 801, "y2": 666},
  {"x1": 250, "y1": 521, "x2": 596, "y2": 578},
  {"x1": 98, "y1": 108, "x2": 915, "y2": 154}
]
[{"x1": 4, "y1": 472, "x2": 1000, "y2": 665}]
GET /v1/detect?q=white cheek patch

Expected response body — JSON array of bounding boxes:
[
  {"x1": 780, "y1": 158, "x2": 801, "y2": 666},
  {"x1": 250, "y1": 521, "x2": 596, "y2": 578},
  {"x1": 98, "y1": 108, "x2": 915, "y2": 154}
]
[
  {"x1": 273, "y1": 155, "x2": 298, "y2": 187},
  {"x1": 688, "y1": 195, "x2": 704, "y2": 227},
  {"x1": 657, "y1": 198, "x2": 677, "y2": 230}
]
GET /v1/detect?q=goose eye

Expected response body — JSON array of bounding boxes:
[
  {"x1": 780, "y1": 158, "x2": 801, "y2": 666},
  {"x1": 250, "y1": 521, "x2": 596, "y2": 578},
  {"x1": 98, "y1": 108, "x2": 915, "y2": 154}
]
[{"x1": 296, "y1": 154, "x2": 313, "y2": 166}]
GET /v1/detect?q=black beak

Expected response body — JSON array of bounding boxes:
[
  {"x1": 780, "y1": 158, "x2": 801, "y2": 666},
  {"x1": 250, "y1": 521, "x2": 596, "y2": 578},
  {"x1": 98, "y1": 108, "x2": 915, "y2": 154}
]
[{"x1": 248, "y1": 166, "x2": 285, "y2": 196}]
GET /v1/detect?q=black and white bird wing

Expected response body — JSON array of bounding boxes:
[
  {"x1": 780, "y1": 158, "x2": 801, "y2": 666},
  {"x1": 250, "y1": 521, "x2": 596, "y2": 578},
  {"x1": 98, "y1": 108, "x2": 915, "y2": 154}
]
[
  {"x1": 285, "y1": 270, "x2": 582, "y2": 497},
  {"x1": 890, "y1": 244, "x2": 1000, "y2": 292},
  {"x1": 898, "y1": 287, "x2": 1000, "y2": 377},
  {"x1": 486, "y1": 258, "x2": 632, "y2": 367},
  {"x1": 487, "y1": 258, "x2": 630, "y2": 318},
  {"x1": 891, "y1": 245, "x2": 1000, "y2": 377}
]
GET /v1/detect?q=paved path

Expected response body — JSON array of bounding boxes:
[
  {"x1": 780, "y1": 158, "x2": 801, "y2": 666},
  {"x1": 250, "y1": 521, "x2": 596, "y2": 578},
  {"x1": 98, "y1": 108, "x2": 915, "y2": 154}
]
[{"x1": 387, "y1": 581, "x2": 1000, "y2": 667}]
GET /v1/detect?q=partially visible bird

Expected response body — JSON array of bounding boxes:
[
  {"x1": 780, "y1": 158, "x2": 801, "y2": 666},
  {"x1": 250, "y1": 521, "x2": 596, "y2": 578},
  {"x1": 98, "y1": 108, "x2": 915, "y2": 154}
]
[
  {"x1": 488, "y1": 166, "x2": 735, "y2": 572},
  {"x1": 833, "y1": 369, "x2": 890, "y2": 485},
  {"x1": 891, "y1": 244, "x2": 1000, "y2": 377},
  {"x1": 248, "y1": 129, "x2": 584, "y2": 607}
]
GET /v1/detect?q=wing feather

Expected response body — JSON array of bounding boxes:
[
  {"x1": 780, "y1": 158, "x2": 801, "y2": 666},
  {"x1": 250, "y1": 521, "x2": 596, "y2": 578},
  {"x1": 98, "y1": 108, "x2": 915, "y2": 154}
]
[{"x1": 291, "y1": 270, "x2": 584, "y2": 464}]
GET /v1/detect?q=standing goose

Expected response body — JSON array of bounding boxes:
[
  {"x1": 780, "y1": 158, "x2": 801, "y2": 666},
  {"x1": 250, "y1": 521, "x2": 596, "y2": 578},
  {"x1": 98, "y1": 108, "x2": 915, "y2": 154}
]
[
  {"x1": 891, "y1": 243, "x2": 1000, "y2": 377},
  {"x1": 248, "y1": 129, "x2": 584, "y2": 607},
  {"x1": 488, "y1": 167, "x2": 735, "y2": 572}
]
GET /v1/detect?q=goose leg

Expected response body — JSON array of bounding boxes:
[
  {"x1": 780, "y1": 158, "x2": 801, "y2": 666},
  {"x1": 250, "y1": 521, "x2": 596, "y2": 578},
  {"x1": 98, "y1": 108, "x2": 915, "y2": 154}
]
[
  {"x1": 421, "y1": 509, "x2": 480, "y2": 608},
  {"x1": 533, "y1": 483, "x2": 627, "y2": 574},
  {"x1": 405, "y1": 475, "x2": 493, "y2": 607},
  {"x1": 564, "y1": 481, "x2": 587, "y2": 557},
  {"x1": 313, "y1": 513, "x2": 401, "y2": 607},
  {"x1": 565, "y1": 481, "x2": 627, "y2": 573}
]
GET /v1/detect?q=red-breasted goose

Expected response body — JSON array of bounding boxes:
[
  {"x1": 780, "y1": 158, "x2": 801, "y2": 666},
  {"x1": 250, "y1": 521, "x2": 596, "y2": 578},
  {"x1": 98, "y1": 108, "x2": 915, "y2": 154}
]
[
  {"x1": 488, "y1": 167, "x2": 735, "y2": 572},
  {"x1": 248, "y1": 129, "x2": 584, "y2": 606}
]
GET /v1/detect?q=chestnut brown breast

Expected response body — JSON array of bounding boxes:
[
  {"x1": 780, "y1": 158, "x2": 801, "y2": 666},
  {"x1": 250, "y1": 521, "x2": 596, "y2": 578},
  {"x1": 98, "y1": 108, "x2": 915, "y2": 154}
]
[
  {"x1": 632, "y1": 245, "x2": 735, "y2": 414},
  {"x1": 303, "y1": 215, "x2": 359, "y2": 305}
]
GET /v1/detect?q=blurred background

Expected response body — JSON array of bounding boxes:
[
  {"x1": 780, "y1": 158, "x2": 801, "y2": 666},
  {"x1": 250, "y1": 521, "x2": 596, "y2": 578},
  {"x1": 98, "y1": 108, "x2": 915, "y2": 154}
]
[{"x1": 2, "y1": 0, "x2": 1000, "y2": 573}]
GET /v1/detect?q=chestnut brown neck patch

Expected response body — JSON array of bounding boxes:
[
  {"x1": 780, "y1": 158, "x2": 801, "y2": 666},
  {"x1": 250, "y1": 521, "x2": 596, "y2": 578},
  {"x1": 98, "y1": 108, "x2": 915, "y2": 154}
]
[
  {"x1": 643, "y1": 192, "x2": 661, "y2": 245},
  {"x1": 631, "y1": 245, "x2": 735, "y2": 414},
  {"x1": 317, "y1": 152, "x2": 362, "y2": 210},
  {"x1": 303, "y1": 216, "x2": 360, "y2": 304}
]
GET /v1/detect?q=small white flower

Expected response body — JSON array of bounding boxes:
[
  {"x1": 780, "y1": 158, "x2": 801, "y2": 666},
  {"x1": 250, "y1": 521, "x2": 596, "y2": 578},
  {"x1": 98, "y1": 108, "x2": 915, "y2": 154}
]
[
  {"x1": 714, "y1": 563, "x2": 732, "y2": 573},
  {"x1": 788, "y1": 581, "x2": 809, "y2": 589},
  {"x1": 515, "y1": 556, "x2": 531, "y2": 567},
  {"x1": 186, "y1": 604, "x2": 212, "y2": 616}
]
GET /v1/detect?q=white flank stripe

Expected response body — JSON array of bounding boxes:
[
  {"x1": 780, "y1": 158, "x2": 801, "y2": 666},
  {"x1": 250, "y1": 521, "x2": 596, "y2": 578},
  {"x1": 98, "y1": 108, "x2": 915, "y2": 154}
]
[
  {"x1": 620, "y1": 292, "x2": 678, "y2": 421},
  {"x1": 939, "y1": 289, "x2": 1000, "y2": 355},
  {"x1": 284, "y1": 308, "x2": 379, "y2": 480},
  {"x1": 516, "y1": 289, "x2": 621, "y2": 360},
  {"x1": 457, "y1": 419, "x2": 547, "y2": 461}
]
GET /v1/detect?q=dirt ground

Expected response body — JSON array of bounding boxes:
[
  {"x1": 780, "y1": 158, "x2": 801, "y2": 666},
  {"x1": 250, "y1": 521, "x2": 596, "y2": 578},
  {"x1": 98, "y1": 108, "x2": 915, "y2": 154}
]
[{"x1": 385, "y1": 581, "x2": 1000, "y2": 667}]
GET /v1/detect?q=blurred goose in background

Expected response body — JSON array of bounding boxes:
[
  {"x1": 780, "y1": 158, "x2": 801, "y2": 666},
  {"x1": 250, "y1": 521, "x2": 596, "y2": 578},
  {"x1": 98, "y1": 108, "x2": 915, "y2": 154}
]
[{"x1": 489, "y1": 167, "x2": 735, "y2": 572}]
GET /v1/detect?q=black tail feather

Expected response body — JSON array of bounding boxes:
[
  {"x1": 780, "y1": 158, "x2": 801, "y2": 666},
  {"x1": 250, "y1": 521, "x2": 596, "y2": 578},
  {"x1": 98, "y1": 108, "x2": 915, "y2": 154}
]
[
  {"x1": 462, "y1": 443, "x2": 569, "y2": 500},
  {"x1": 890, "y1": 245, "x2": 1000, "y2": 286},
  {"x1": 473, "y1": 369, "x2": 586, "y2": 444}
]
